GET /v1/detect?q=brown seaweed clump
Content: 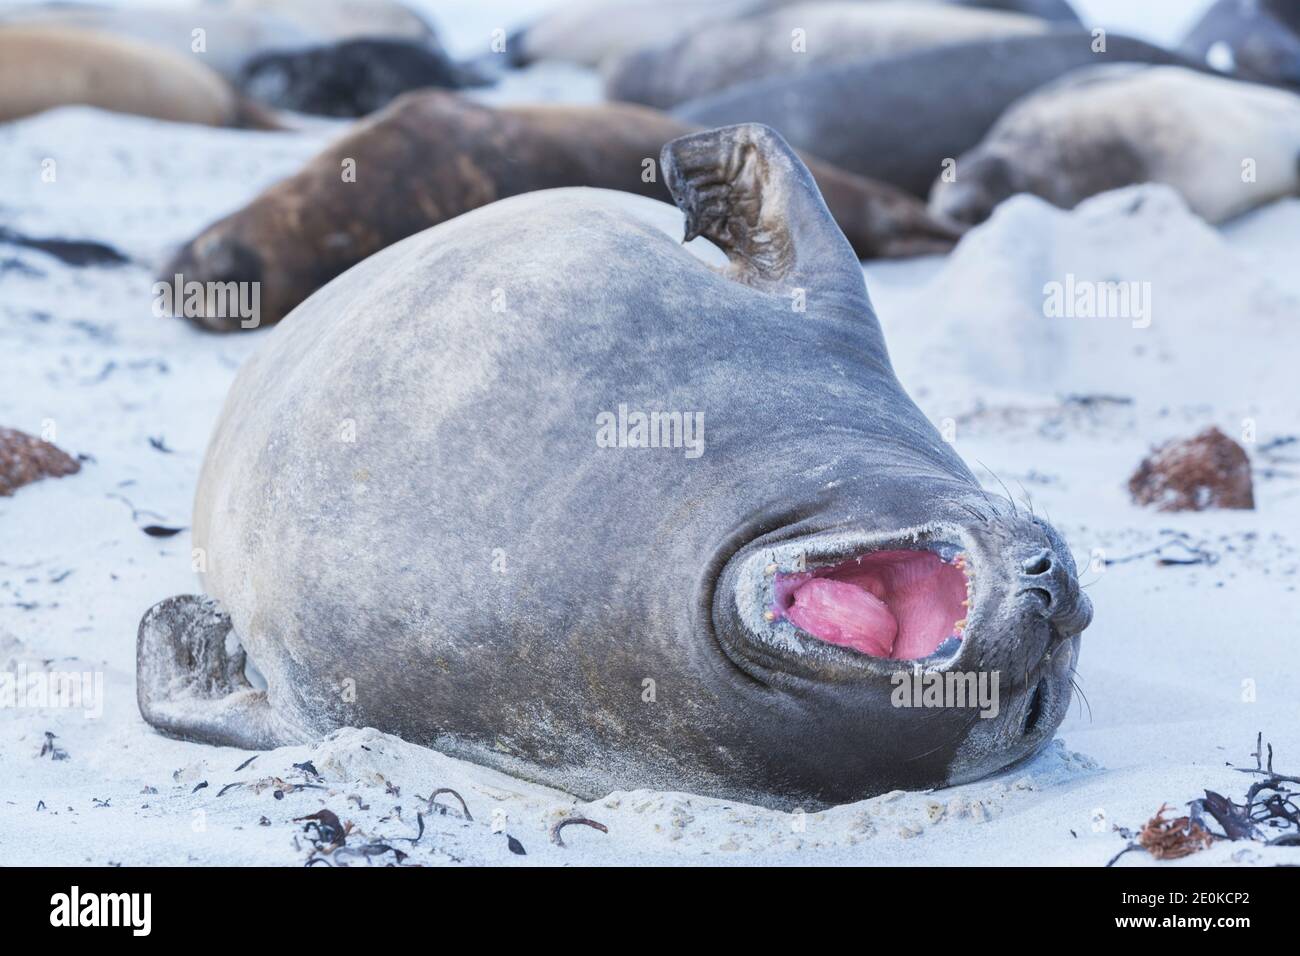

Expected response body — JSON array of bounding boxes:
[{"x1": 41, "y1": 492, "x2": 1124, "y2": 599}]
[
  {"x1": 1136, "y1": 804, "x2": 1214, "y2": 860},
  {"x1": 1128, "y1": 426, "x2": 1254, "y2": 511},
  {"x1": 0, "y1": 427, "x2": 80, "y2": 496}
]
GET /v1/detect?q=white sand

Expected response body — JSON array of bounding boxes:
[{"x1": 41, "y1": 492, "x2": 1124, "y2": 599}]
[{"x1": 1, "y1": 0, "x2": 1297, "y2": 866}]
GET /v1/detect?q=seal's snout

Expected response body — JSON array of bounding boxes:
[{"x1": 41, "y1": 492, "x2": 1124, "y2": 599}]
[
  {"x1": 928, "y1": 153, "x2": 1016, "y2": 226},
  {"x1": 1018, "y1": 546, "x2": 1093, "y2": 637},
  {"x1": 159, "y1": 235, "x2": 266, "y2": 333}
]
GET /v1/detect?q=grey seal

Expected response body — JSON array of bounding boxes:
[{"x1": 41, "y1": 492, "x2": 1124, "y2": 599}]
[
  {"x1": 675, "y1": 31, "x2": 1190, "y2": 197},
  {"x1": 930, "y1": 64, "x2": 1300, "y2": 225},
  {"x1": 138, "y1": 124, "x2": 1091, "y2": 809},
  {"x1": 605, "y1": 0, "x2": 1047, "y2": 110},
  {"x1": 1181, "y1": 0, "x2": 1300, "y2": 89}
]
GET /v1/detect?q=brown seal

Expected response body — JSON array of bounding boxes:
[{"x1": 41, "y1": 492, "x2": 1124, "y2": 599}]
[
  {"x1": 0, "y1": 25, "x2": 274, "y2": 128},
  {"x1": 162, "y1": 91, "x2": 961, "y2": 330}
]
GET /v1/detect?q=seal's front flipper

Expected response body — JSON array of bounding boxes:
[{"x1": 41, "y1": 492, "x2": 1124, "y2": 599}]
[
  {"x1": 660, "y1": 123, "x2": 862, "y2": 298},
  {"x1": 136, "y1": 595, "x2": 305, "y2": 750}
]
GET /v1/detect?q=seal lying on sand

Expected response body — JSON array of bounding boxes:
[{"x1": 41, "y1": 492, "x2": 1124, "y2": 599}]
[
  {"x1": 138, "y1": 124, "x2": 1091, "y2": 810},
  {"x1": 1, "y1": 0, "x2": 439, "y2": 82},
  {"x1": 930, "y1": 65, "x2": 1300, "y2": 225},
  {"x1": 675, "y1": 31, "x2": 1189, "y2": 197},
  {"x1": 162, "y1": 92, "x2": 960, "y2": 330},
  {"x1": 953, "y1": 0, "x2": 1079, "y2": 22},
  {"x1": 0, "y1": 5, "x2": 316, "y2": 83},
  {"x1": 1181, "y1": 0, "x2": 1300, "y2": 90},
  {"x1": 605, "y1": 0, "x2": 1047, "y2": 109},
  {"x1": 509, "y1": 0, "x2": 1075, "y2": 69},
  {"x1": 0, "y1": 25, "x2": 274, "y2": 127},
  {"x1": 240, "y1": 38, "x2": 483, "y2": 117},
  {"x1": 508, "y1": 0, "x2": 773, "y2": 68}
]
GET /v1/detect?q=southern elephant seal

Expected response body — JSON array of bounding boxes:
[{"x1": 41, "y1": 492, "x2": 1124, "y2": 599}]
[
  {"x1": 0, "y1": 5, "x2": 317, "y2": 83},
  {"x1": 161, "y1": 91, "x2": 961, "y2": 330},
  {"x1": 951, "y1": 0, "x2": 1080, "y2": 23},
  {"x1": 604, "y1": 0, "x2": 1048, "y2": 109},
  {"x1": 216, "y1": 0, "x2": 438, "y2": 46},
  {"x1": 929, "y1": 64, "x2": 1300, "y2": 225},
  {"x1": 137, "y1": 124, "x2": 1092, "y2": 810},
  {"x1": 1181, "y1": 0, "x2": 1300, "y2": 90},
  {"x1": 0, "y1": 25, "x2": 273, "y2": 128},
  {"x1": 1, "y1": 1, "x2": 440, "y2": 83},
  {"x1": 507, "y1": 0, "x2": 774, "y2": 68},
  {"x1": 675, "y1": 31, "x2": 1191, "y2": 197},
  {"x1": 239, "y1": 38, "x2": 485, "y2": 117}
]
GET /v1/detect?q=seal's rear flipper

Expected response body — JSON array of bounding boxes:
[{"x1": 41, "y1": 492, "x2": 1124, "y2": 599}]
[
  {"x1": 137, "y1": 595, "x2": 304, "y2": 750},
  {"x1": 660, "y1": 123, "x2": 862, "y2": 297}
]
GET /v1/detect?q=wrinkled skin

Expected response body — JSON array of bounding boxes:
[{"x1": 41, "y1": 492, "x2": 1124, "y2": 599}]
[
  {"x1": 161, "y1": 91, "x2": 960, "y2": 331},
  {"x1": 139, "y1": 125, "x2": 1090, "y2": 810}
]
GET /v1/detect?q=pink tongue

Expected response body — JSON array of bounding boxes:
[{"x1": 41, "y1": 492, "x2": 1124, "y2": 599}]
[{"x1": 786, "y1": 578, "x2": 898, "y2": 657}]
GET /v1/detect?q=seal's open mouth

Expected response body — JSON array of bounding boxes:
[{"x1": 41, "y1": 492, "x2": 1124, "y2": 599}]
[{"x1": 771, "y1": 550, "x2": 971, "y2": 660}]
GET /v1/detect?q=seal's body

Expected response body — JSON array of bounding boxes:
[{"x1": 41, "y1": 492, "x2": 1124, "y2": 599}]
[
  {"x1": 952, "y1": 0, "x2": 1079, "y2": 22},
  {"x1": 511, "y1": 0, "x2": 769, "y2": 68},
  {"x1": 1, "y1": 1, "x2": 437, "y2": 82},
  {"x1": 1181, "y1": 0, "x2": 1300, "y2": 90},
  {"x1": 605, "y1": 1, "x2": 1046, "y2": 109},
  {"x1": 161, "y1": 92, "x2": 960, "y2": 330},
  {"x1": 675, "y1": 31, "x2": 1188, "y2": 197},
  {"x1": 930, "y1": 65, "x2": 1300, "y2": 224},
  {"x1": 239, "y1": 38, "x2": 479, "y2": 117},
  {"x1": 0, "y1": 25, "x2": 248, "y2": 126},
  {"x1": 0, "y1": 7, "x2": 314, "y2": 83},
  {"x1": 139, "y1": 125, "x2": 1091, "y2": 809}
]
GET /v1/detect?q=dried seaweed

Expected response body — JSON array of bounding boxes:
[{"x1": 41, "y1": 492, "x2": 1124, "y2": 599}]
[
  {"x1": 1137, "y1": 804, "x2": 1214, "y2": 860},
  {"x1": 550, "y1": 816, "x2": 609, "y2": 847},
  {"x1": 38, "y1": 731, "x2": 68, "y2": 761},
  {"x1": 1109, "y1": 734, "x2": 1299, "y2": 865},
  {"x1": 1196, "y1": 732, "x2": 1300, "y2": 845},
  {"x1": 142, "y1": 525, "x2": 184, "y2": 538},
  {"x1": 295, "y1": 809, "x2": 347, "y2": 849},
  {"x1": 424, "y1": 787, "x2": 473, "y2": 821}
]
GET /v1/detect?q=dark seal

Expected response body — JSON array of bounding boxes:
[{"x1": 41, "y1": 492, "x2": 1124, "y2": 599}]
[
  {"x1": 1180, "y1": 0, "x2": 1300, "y2": 89},
  {"x1": 239, "y1": 38, "x2": 485, "y2": 117},
  {"x1": 675, "y1": 31, "x2": 1190, "y2": 197},
  {"x1": 138, "y1": 124, "x2": 1091, "y2": 810}
]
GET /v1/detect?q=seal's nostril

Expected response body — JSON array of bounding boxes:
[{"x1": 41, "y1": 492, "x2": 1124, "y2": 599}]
[
  {"x1": 1027, "y1": 586, "x2": 1053, "y2": 610},
  {"x1": 1022, "y1": 550, "x2": 1052, "y2": 576}
]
